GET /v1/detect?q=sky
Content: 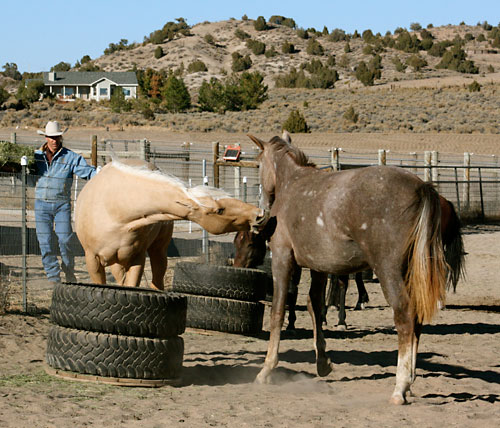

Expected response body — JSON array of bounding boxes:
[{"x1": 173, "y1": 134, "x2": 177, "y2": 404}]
[{"x1": 1, "y1": 0, "x2": 499, "y2": 74}]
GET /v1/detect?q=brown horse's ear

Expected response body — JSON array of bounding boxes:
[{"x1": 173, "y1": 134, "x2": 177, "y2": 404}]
[
  {"x1": 247, "y1": 134, "x2": 265, "y2": 150},
  {"x1": 282, "y1": 130, "x2": 292, "y2": 144}
]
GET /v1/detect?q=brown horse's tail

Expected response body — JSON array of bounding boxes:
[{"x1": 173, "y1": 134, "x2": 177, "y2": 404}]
[
  {"x1": 404, "y1": 183, "x2": 447, "y2": 324},
  {"x1": 442, "y1": 200, "x2": 465, "y2": 292}
]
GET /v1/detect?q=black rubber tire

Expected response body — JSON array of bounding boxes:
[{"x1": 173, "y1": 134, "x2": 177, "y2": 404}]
[
  {"x1": 182, "y1": 294, "x2": 264, "y2": 335},
  {"x1": 46, "y1": 325, "x2": 184, "y2": 380},
  {"x1": 172, "y1": 262, "x2": 269, "y2": 302},
  {"x1": 50, "y1": 282, "x2": 187, "y2": 339}
]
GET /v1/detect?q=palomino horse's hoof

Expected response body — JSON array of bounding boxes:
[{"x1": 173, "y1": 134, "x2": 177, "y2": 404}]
[
  {"x1": 389, "y1": 394, "x2": 407, "y2": 405},
  {"x1": 336, "y1": 324, "x2": 347, "y2": 331},
  {"x1": 255, "y1": 371, "x2": 272, "y2": 385}
]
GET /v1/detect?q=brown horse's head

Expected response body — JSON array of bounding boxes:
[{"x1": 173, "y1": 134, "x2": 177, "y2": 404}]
[
  {"x1": 192, "y1": 196, "x2": 269, "y2": 235},
  {"x1": 248, "y1": 133, "x2": 314, "y2": 211},
  {"x1": 233, "y1": 217, "x2": 277, "y2": 267}
]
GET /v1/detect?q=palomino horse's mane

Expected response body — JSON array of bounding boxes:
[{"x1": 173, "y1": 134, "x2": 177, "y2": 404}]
[
  {"x1": 110, "y1": 160, "x2": 230, "y2": 204},
  {"x1": 265, "y1": 136, "x2": 316, "y2": 168}
]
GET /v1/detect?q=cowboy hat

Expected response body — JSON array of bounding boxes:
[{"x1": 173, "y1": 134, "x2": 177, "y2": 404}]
[{"x1": 37, "y1": 121, "x2": 67, "y2": 137}]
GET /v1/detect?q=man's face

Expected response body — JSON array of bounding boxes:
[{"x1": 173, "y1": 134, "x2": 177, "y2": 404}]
[{"x1": 45, "y1": 136, "x2": 62, "y2": 153}]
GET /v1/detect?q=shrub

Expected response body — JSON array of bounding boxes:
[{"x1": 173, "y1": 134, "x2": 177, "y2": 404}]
[
  {"x1": 362, "y1": 29, "x2": 375, "y2": 43},
  {"x1": 2, "y1": 63, "x2": 22, "y2": 80},
  {"x1": 283, "y1": 109, "x2": 309, "y2": 133},
  {"x1": 406, "y1": 54, "x2": 428, "y2": 71},
  {"x1": 246, "y1": 39, "x2": 266, "y2": 55},
  {"x1": 410, "y1": 22, "x2": 422, "y2": 31},
  {"x1": 395, "y1": 31, "x2": 421, "y2": 52},
  {"x1": 161, "y1": 73, "x2": 191, "y2": 112},
  {"x1": 306, "y1": 38, "x2": 324, "y2": 55},
  {"x1": 296, "y1": 28, "x2": 309, "y2": 39},
  {"x1": 198, "y1": 72, "x2": 268, "y2": 113},
  {"x1": 477, "y1": 33, "x2": 486, "y2": 42},
  {"x1": 264, "y1": 46, "x2": 278, "y2": 58},
  {"x1": 110, "y1": 87, "x2": 131, "y2": 113},
  {"x1": 282, "y1": 41, "x2": 295, "y2": 54},
  {"x1": 231, "y1": 52, "x2": 252, "y2": 72},
  {"x1": 51, "y1": 61, "x2": 71, "y2": 72},
  {"x1": 204, "y1": 34, "x2": 216, "y2": 45},
  {"x1": 329, "y1": 28, "x2": 347, "y2": 42},
  {"x1": 154, "y1": 46, "x2": 164, "y2": 59},
  {"x1": 146, "y1": 19, "x2": 191, "y2": 44},
  {"x1": 344, "y1": 42, "x2": 351, "y2": 53},
  {"x1": 187, "y1": 60, "x2": 208, "y2": 73},
  {"x1": 254, "y1": 16, "x2": 268, "y2": 31},
  {"x1": 343, "y1": 106, "x2": 359, "y2": 123},
  {"x1": 392, "y1": 56, "x2": 407, "y2": 72},
  {"x1": 355, "y1": 61, "x2": 375, "y2": 86},
  {"x1": 235, "y1": 29, "x2": 250, "y2": 40},
  {"x1": 487, "y1": 64, "x2": 495, "y2": 73},
  {"x1": 16, "y1": 79, "x2": 45, "y2": 104},
  {"x1": 428, "y1": 41, "x2": 448, "y2": 57},
  {"x1": 269, "y1": 15, "x2": 296, "y2": 29},
  {"x1": 104, "y1": 39, "x2": 131, "y2": 54},
  {"x1": 437, "y1": 45, "x2": 479, "y2": 73},
  {"x1": 0, "y1": 86, "x2": 10, "y2": 105},
  {"x1": 468, "y1": 80, "x2": 481, "y2": 92}
]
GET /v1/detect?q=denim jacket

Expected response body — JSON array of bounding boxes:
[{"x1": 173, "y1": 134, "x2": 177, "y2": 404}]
[{"x1": 34, "y1": 147, "x2": 96, "y2": 202}]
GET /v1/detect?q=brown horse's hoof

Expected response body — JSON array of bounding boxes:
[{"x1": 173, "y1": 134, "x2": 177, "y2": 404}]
[{"x1": 317, "y1": 359, "x2": 333, "y2": 377}]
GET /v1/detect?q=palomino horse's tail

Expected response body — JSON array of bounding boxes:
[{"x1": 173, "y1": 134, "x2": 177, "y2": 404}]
[
  {"x1": 404, "y1": 183, "x2": 447, "y2": 323},
  {"x1": 441, "y1": 199, "x2": 465, "y2": 292}
]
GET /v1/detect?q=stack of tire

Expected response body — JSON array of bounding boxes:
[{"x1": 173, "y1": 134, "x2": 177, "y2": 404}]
[
  {"x1": 46, "y1": 282, "x2": 187, "y2": 385},
  {"x1": 171, "y1": 262, "x2": 270, "y2": 335}
]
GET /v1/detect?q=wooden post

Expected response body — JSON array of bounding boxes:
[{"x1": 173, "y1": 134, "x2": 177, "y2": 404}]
[
  {"x1": 11, "y1": 132, "x2": 16, "y2": 144},
  {"x1": 463, "y1": 152, "x2": 471, "y2": 211},
  {"x1": 234, "y1": 167, "x2": 241, "y2": 199},
  {"x1": 424, "y1": 151, "x2": 432, "y2": 182},
  {"x1": 182, "y1": 142, "x2": 190, "y2": 182},
  {"x1": 212, "y1": 142, "x2": 220, "y2": 188},
  {"x1": 100, "y1": 139, "x2": 107, "y2": 165},
  {"x1": 410, "y1": 152, "x2": 417, "y2": 175},
  {"x1": 378, "y1": 149, "x2": 386, "y2": 165},
  {"x1": 330, "y1": 148, "x2": 340, "y2": 171},
  {"x1": 140, "y1": 138, "x2": 150, "y2": 161},
  {"x1": 431, "y1": 150, "x2": 439, "y2": 189},
  {"x1": 91, "y1": 135, "x2": 97, "y2": 167}
]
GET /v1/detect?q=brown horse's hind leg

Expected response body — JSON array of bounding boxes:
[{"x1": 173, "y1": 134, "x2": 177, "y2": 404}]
[
  {"x1": 308, "y1": 270, "x2": 333, "y2": 377},
  {"x1": 379, "y1": 269, "x2": 420, "y2": 405},
  {"x1": 85, "y1": 252, "x2": 106, "y2": 284},
  {"x1": 255, "y1": 249, "x2": 294, "y2": 384}
]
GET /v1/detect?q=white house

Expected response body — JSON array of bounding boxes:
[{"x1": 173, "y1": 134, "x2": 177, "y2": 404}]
[{"x1": 42, "y1": 71, "x2": 138, "y2": 101}]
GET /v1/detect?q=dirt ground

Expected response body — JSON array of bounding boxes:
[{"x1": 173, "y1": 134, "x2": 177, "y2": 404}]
[{"x1": 0, "y1": 224, "x2": 499, "y2": 427}]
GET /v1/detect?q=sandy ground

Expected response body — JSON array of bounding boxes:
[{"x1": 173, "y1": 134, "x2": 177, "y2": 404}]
[{"x1": 0, "y1": 224, "x2": 499, "y2": 427}]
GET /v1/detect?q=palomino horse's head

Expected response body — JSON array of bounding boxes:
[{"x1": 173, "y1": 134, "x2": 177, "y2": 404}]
[
  {"x1": 192, "y1": 196, "x2": 269, "y2": 235},
  {"x1": 248, "y1": 132, "x2": 313, "y2": 212}
]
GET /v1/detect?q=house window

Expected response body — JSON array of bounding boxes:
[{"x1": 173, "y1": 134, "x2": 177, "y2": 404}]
[
  {"x1": 100, "y1": 88, "x2": 108, "y2": 96},
  {"x1": 122, "y1": 88, "x2": 130, "y2": 96},
  {"x1": 64, "y1": 87, "x2": 74, "y2": 96}
]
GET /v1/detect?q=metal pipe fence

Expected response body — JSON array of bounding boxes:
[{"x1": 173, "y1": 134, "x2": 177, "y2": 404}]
[{"x1": 1, "y1": 134, "x2": 499, "y2": 313}]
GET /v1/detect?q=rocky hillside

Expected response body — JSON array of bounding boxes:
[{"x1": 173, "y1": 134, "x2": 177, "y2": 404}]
[{"x1": 91, "y1": 18, "x2": 500, "y2": 91}]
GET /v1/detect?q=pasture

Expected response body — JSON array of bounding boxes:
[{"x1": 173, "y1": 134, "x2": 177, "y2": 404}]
[{"x1": 0, "y1": 224, "x2": 498, "y2": 427}]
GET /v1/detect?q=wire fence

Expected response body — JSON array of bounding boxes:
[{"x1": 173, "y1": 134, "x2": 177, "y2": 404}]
[{"x1": 1, "y1": 133, "x2": 499, "y2": 313}]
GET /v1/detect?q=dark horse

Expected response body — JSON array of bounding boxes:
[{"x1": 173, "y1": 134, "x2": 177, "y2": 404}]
[
  {"x1": 248, "y1": 133, "x2": 464, "y2": 404},
  {"x1": 234, "y1": 193, "x2": 463, "y2": 330},
  {"x1": 234, "y1": 227, "x2": 370, "y2": 330}
]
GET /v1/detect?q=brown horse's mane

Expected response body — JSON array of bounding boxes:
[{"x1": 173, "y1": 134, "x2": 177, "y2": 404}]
[{"x1": 267, "y1": 136, "x2": 316, "y2": 168}]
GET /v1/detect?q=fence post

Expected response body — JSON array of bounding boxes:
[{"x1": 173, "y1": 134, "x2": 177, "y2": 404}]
[
  {"x1": 330, "y1": 148, "x2": 340, "y2": 171},
  {"x1": 91, "y1": 135, "x2": 97, "y2": 167},
  {"x1": 234, "y1": 167, "x2": 241, "y2": 198},
  {"x1": 140, "y1": 139, "x2": 150, "y2": 161},
  {"x1": 202, "y1": 175, "x2": 209, "y2": 262},
  {"x1": 11, "y1": 132, "x2": 16, "y2": 144},
  {"x1": 182, "y1": 142, "x2": 190, "y2": 182},
  {"x1": 431, "y1": 151, "x2": 439, "y2": 189},
  {"x1": 378, "y1": 149, "x2": 386, "y2": 165},
  {"x1": 20, "y1": 156, "x2": 28, "y2": 313},
  {"x1": 463, "y1": 152, "x2": 471, "y2": 211},
  {"x1": 242, "y1": 176, "x2": 248, "y2": 202},
  {"x1": 424, "y1": 151, "x2": 432, "y2": 182},
  {"x1": 212, "y1": 142, "x2": 219, "y2": 188},
  {"x1": 100, "y1": 139, "x2": 107, "y2": 165}
]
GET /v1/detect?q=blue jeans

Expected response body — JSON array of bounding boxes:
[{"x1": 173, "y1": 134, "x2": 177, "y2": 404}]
[{"x1": 35, "y1": 199, "x2": 75, "y2": 282}]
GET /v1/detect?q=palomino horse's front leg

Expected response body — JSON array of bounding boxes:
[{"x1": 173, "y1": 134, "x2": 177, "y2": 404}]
[
  {"x1": 308, "y1": 270, "x2": 333, "y2": 377},
  {"x1": 255, "y1": 251, "x2": 294, "y2": 384}
]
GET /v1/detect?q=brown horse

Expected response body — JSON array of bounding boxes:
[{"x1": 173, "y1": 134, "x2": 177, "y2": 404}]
[
  {"x1": 75, "y1": 159, "x2": 267, "y2": 289},
  {"x1": 248, "y1": 133, "x2": 463, "y2": 404}
]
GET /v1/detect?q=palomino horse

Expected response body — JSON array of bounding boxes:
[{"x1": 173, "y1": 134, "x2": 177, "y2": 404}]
[
  {"x1": 248, "y1": 133, "x2": 463, "y2": 404},
  {"x1": 75, "y1": 159, "x2": 267, "y2": 289},
  {"x1": 234, "y1": 193, "x2": 463, "y2": 330}
]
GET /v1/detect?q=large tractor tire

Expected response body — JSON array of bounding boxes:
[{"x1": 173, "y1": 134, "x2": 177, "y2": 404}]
[
  {"x1": 50, "y1": 282, "x2": 187, "y2": 339},
  {"x1": 46, "y1": 325, "x2": 184, "y2": 380},
  {"x1": 172, "y1": 262, "x2": 269, "y2": 302}
]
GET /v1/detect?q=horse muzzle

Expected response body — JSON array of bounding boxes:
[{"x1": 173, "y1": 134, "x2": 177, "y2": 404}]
[{"x1": 251, "y1": 209, "x2": 270, "y2": 233}]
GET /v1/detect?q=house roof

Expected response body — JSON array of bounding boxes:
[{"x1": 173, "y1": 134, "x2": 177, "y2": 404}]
[{"x1": 43, "y1": 71, "x2": 138, "y2": 86}]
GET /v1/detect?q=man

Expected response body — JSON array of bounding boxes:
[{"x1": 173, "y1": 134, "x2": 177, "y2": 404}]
[{"x1": 34, "y1": 121, "x2": 97, "y2": 284}]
